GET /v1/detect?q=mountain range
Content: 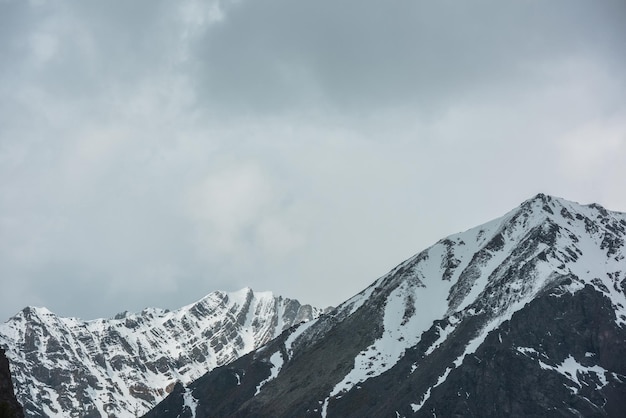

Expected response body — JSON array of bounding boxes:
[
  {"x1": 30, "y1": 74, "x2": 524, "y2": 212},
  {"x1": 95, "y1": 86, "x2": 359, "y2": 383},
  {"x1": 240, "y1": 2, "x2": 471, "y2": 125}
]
[
  {"x1": 2, "y1": 194, "x2": 626, "y2": 417},
  {"x1": 143, "y1": 194, "x2": 626, "y2": 417},
  {"x1": 0, "y1": 289, "x2": 322, "y2": 417}
]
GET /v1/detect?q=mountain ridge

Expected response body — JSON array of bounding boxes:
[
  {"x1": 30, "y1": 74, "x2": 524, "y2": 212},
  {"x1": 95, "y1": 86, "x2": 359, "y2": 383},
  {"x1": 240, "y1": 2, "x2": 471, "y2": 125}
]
[
  {"x1": 144, "y1": 194, "x2": 626, "y2": 417},
  {"x1": 0, "y1": 288, "x2": 323, "y2": 417}
]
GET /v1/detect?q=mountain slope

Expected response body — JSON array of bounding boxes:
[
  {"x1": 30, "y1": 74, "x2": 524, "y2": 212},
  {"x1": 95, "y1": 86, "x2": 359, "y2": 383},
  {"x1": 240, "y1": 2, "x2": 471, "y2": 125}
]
[
  {"x1": 145, "y1": 194, "x2": 626, "y2": 417},
  {"x1": 0, "y1": 288, "x2": 322, "y2": 417}
]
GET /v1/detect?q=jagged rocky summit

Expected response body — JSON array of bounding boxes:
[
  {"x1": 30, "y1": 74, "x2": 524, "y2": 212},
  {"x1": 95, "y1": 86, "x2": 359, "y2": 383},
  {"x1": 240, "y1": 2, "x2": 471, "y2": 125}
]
[
  {"x1": 0, "y1": 288, "x2": 323, "y2": 417},
  {"x1": 145, "y1": 194, "x2": 626, "y2": 418},
  {"x1": 0, "y1": 348, "x2": 23, "y2": 418}
]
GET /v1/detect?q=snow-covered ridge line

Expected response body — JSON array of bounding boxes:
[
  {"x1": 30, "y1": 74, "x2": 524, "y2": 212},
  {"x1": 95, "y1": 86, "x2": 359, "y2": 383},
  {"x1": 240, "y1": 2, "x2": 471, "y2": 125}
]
[
  {"x1": 0, "y1": 288, "x2": 322, "y2": 417},
  {"x1": 315, "y1": 194, "x2": 626, "y2": 413}
]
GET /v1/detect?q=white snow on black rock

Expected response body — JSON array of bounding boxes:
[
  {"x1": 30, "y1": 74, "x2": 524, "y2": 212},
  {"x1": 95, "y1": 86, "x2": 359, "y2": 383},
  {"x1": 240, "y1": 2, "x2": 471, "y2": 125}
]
[
  {"x1": 0, "y1": 288, "x2": 322, "y2": 417},
  {"x1": 144, "y1": 194, "x2": 626, "y2": 418}
]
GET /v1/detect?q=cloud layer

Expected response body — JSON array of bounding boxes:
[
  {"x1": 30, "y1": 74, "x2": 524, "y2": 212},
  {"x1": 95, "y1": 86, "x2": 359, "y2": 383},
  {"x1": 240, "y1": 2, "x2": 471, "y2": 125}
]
[{"x1": 1, "y1": 0, "x2": 625, "y2": 320}]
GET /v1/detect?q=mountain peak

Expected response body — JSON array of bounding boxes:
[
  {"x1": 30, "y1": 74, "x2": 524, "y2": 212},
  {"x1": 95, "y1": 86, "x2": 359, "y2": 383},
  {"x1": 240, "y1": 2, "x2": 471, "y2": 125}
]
[
  {"x1": 528, "y1": 191, "x2": 553, "y2": 203},
  {"x1": 13, "y1": 306, "x2": 55, "y2": 322},
  {"x1": 518, "y1": 192, "x2": 567, "y2": 216},
  {"x1": 519, "y1": 193, "x2": 620, "y2": 219},
  {"x1": 144, "y1": 196, "x2": 626, "y2": 418}
]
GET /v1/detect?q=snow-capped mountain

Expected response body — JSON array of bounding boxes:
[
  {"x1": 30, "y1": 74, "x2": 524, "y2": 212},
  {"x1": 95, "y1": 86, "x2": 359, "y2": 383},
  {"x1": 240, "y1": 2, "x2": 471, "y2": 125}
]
[
  {"x1": 145, "y1": 194, "x2": 626, "y2": 417},
  {"x1": 0, "y1": 288, "x2": 322, "y2": 417}
]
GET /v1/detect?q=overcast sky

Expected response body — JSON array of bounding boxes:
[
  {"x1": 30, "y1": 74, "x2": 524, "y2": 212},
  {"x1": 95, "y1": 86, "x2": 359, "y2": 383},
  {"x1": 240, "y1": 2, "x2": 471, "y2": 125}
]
[{"x1": 1, "y1": 0, "x2": 625, "y2": 321}]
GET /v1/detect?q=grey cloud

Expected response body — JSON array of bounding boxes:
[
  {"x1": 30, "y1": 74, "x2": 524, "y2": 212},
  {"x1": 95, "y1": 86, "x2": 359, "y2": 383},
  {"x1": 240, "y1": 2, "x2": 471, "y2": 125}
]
[
  {"x1": 0, "y1": 0, "x2": 183, "y2": 104},
  {"x1": 190, "y1": 0, "x2": 626, "y2": 112},
  {"x1": 0, "y1": 0, "x2": 625, "y2": 321}
]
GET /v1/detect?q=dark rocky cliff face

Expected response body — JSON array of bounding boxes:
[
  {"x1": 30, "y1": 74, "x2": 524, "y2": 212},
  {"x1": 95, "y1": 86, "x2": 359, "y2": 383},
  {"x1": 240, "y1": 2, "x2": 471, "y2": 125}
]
[
  {"x1": 0, "y1": 348, "x2": 23, "y2": 418},
  {"x1": 420, "y1": 284, "x2": 626, "y2": 418}
]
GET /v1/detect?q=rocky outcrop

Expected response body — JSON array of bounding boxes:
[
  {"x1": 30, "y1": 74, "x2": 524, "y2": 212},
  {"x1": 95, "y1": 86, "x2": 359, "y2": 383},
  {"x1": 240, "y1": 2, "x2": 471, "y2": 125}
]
[
  {"x1": 0, "y1": 348, "x2": 23, "y2": 418},
  {"x1": 421, "y1": 284, "x2": 626, "y2": 417}
]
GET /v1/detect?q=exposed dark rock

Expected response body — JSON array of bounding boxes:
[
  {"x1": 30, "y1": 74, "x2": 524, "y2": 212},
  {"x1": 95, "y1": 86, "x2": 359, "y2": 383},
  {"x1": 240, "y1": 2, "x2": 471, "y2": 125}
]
[
  {"x1": 422, "y1": 285, "x2": 626, "y2": 417},
  {"x1": 0, "y1": 348, "x2": 24, "y2": 418}
]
